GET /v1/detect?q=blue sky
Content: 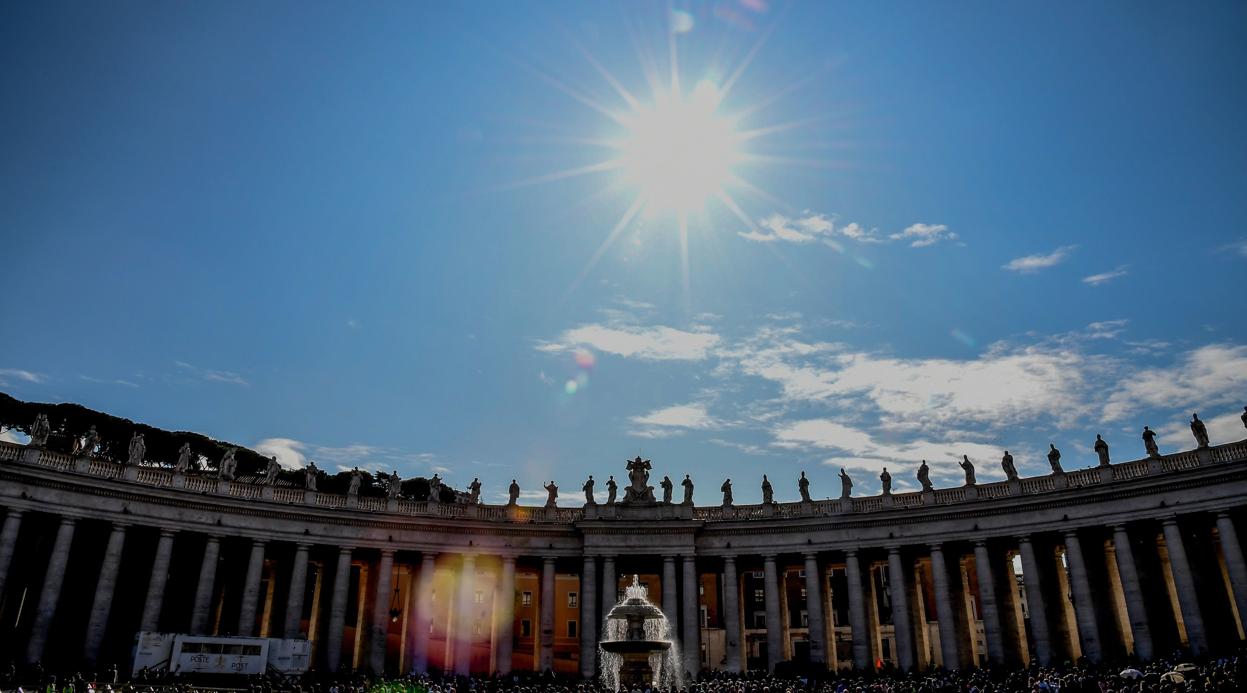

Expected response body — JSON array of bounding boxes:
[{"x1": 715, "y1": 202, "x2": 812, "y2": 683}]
[{"x1": 2, "y1": 1, "x2": 1246, "y2": 504}]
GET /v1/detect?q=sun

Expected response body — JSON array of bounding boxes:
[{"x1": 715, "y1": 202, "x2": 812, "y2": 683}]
[{"x1": 616, "y1": 81, "x2": 740, "y2": 214}]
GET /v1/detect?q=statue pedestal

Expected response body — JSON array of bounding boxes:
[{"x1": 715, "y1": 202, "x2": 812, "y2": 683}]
[
  {"x1": 721, "y1": 504, "x2": 735, "y2": 519},
  {"x1": 21, "y1": 447, "x2": 42, "y2": 464},
  {"x1": 1007, "y1": 479, "x2": 1022, "y2": 496},
  {"x1": 1197, "y1": 447, "x2": 1213, "y2": 465},
  {"x1": 463, "y1": 504, "x2": 478, "y2": 519},
  {"x1": 921, "y1": 490, "x2": 935, "y2": 506},
  {"x1": 346, "y1": 494, "x2": 359, "y2": 509},
  {"x1": 762, "y1": 503, "x2": 776, "y2": 517},
  {"x1": 1098, "y1": 466, "x2": 1114, "y2": 483},
  {"x1": 261, "y1": 486, "x2": 275, "y2": 500},
  {"x1": 122, "y1": 465, "x2": 139, "y2": 482},
  {"x1": 964, "y1": 485, "x2": 978, "y2": 501},
  {"x1": 799, "y1": 501, "x2": 816, "y2": 516},
  {"x1": 836, "y1": 498, "x2": 852, "y2": 514},
  {"x1": 216, "y1": 479, "x2": 232, "y2": 494},
  {"x1": 172, "y1": 472, "x2": 186, "y2": 489},
  {"x1": 304, "y1": 490, "x2": 317, "y2": 505},
  {"x1": 1051, "y1": 472, "x2": 1068, "y2": 490},
  {"x1": 386, "y1": 498, "x2": 398, "y2": 512},
  {"x1": 73, "y1": 456, "x2": 91, "y2": 474},
  {"x1": 1147, "y1": 456, "x2": 1164, "y2": 475}
]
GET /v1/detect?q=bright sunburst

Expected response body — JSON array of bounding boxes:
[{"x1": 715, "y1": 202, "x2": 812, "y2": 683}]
[{"x1": 616, "y1": 80, "x2": 740, "y2": 214}]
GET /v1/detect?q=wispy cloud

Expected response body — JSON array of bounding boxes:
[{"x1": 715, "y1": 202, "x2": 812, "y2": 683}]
[
  {"x1": 1156, "y1": 409, "x2": 1245, "y2": 449},
  {"x1": 538, "y1": 324, "x2": 720, "y2": 361},
  {"x1": 254, "y1": 438, "x2": 307, "y2": 469},
  {"x1": 889, "y1": 223, "x2": 958, "y2": 248},
  {"x1": 1082, "y1": 266, "x2": 1129, "y2": 286},
  {"x1": 1103, "y1": 344, "x2": 1247, "y2": 421},
  {"x1": 629, "y1": 403, "x2": 720, "y2": 438},
  {"x1": 175, "y1": 361, "x2": 249, "y2": 386},
  {"x1": 79, "y1": 374, "x2": 139, "y2": 388},
  {"x1": 1002, "y1": 245, "x2": 1077, "y2": 273},
  {"x1": 0, "y1": 368, "x2": 45, "y2": 385},
  {"x1": 1219, "y1": 239, "x2": 1247, "y2": 259}
]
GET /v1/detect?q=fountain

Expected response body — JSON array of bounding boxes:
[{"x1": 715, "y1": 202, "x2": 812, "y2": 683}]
[{"x1": 599, "y1": 576, "x2": 682, "y2": 691}]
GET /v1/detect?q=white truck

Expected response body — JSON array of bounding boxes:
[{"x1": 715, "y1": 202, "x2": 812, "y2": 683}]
[{"x1": 133, "y1": 632, "x2": 312, "y2": 677}]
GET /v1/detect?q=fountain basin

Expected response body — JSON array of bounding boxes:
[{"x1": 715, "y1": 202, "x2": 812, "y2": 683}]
[{"x1": 599, "y1": 640, "x2": 672, "y2": 655}]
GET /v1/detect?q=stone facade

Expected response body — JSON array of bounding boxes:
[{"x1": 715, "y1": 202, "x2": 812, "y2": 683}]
[{"x1": 1, "y1": 437, "x2": 1247, "y2": 674}]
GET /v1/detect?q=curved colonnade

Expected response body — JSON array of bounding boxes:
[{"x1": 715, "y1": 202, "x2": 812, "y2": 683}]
[{"x1": 2, "y1": 437, "x2": 1247, "y2": 676}]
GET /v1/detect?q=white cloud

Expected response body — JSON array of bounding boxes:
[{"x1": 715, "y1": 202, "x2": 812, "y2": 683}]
[
  {"x1": 1103, "y1": 344, "x2": 1247, "y2": 421},
  {"x1": 1082, "y1": 266, "x2": 1129, "y2": 286},
  {"x1": 539, "y1": 324, "x2": 720, "y2": 361},
  {"x1": 1002, "y1": 245, "x2": 1076, "y2": 273},
  {"x1": 1, "y1": 428, "x2": 30, "y2": 445},
  {"x1": 629, "y1": 403, "x2": 720, "y2": 438},
  {"x1": 254, "y1": 438, "x2": 307, "y2": 469},
  {"x1": 1219, "y1": 240, "x2": 1247, "y2": 259},
  {"x1": 889, "y1": 223, "x2": 958, "y2": 248},
  {"x1": 739, "y1": 212, "x2": 883, "y2": 244},
  {"x1": 175, "y1": 361, "x2": 248, "y2": 386},
  {"x1": 0, "y1": 368, "x2": 45, "y2": 385},
  {"x1": 80, "y1": 375, "x2": 139, "y2": 388}
]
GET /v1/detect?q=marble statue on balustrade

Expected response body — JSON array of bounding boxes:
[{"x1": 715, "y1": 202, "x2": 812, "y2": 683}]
[
  {"x1": 347, "y1": 467, "x2": 362, "y2": 495},
  {"x1": 1143, "y1": 426, "x2": 1160, "y2": 458},
  {"x1": 721, "y1": 478, "x2": 733, "y2": 506},
  {"x1": 917, "y1": 460, "x2": 933, "y2": 492},
  {"x1": 1191, "y1": 413, "x2": 1210, "y2": 448},
  {"x1": 583, "y1": 475, "x2": 596, "y2": 504},
  {"x1": 29, "y1": 413, "x2": 50, "y2": 447},
  {"x1": 960, "y1": 455, "x2": 976, "y2": 486},
  {"x1": 622, "y1": 456, "x2": 657, "y2": 503},
  {"x1": 428, "y1": 473, "x2": 443, "y2": 501},
  {"x1": 798, "y1": 471, "x2": 811, "y2": 502},
  {"x1": 387, "y1": 470, "x2": 402, "y2": 499},
  {"x1": 606, "y1": 476, "x2": 617, "y2": 504},
  {"x1": 682, "y1": 474, "x2": 693, "y2": 504},
  {"x1": 839, "y1": 467, "x2": 852, "y2": 499},
  {"x1": 660, "y1": 475, "x2": 674, "y2": 503},
  {"x1": 469, "y1": 477, "x2": 481, "y2": 504},
  {"x1": 74, "y1": 426, "x2": 100, "y2": 458},
  {"x1": 175, "y1": 443, "x2": 193, "y2": 473},
  {"x1": 305, "y1": 462, "x2": 319, "y2": 491},
  {"x1": 544, "y1": 481, "x2": 558, "y2": 508},
  {"x1": 761, "y1": 475, "x2": 774, "y2": 504},
  {"x1": 1001, "y1": 451, "x2": 1018, "y2": 481},
  {"x1": 1094, "y1": 435, "x2": 1111, "y2": 466},
  {"x1": 127, "y1": 432, "x2": 145, "y2": 466},
  {"x1": 508, "y1": 479, "x2": 520, "y2": 505},
  {"x1": 1047, "y1": 444, "x2": 1063, "y2": 474},
  {"x1": 880, "y1": 467, "x2": 892, "y2": 495},
  {"x1": 218, "y1": 448, "x2": 238, "y2": 480},
  {"x1": 263, "y1": 456, "x2": 281, "y2": 485}
]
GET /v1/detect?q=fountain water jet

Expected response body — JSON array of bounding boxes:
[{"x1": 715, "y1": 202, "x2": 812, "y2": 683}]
[{"x1": 598, "y1": 576, "x2": 683, "y2": 691}]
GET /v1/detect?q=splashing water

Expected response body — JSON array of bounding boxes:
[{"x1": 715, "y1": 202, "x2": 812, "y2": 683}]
[{"x1": 598, "y1": 576, "x2": 683, "y2": 692}]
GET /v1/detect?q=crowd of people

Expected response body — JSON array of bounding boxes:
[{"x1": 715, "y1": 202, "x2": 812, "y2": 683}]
[{"x1": 4, "y1": 653, "x2": 1246, "y2": 693}]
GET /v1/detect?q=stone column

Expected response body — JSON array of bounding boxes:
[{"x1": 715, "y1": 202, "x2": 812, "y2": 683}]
[
  {"x1": 0, "y1": 510, "x2": 23, "y2": 600},
  {"x1": 540, "y1": 556, "x2": 556, "y2": 671},
  {"x1": 845, "y1": 549, "x2": 871, "y2": 670},
  {"x1": 682, "y1": 555, "x2": 701, "y2": 677},
  {"x1": 1062, "y1": 530, "x2": 1102, "y2": 661},
  {"x1": 140, "y1": 529, "x2": 177, "y2": 632},
  {"x1": 928, "y1": 544, "x2": 960, "y2": 669},
  {"x1": 237, "y1": 539, "x2": 267, "y2": 636},
  {"x1": 26, "y1": 516, "x2": 76, "y2": 663},
  {"x1": 1215, "y1": 512, "x2": 1247, "y2": 639},
  {"x1": 601, "y1": 555, "x2": 617, "y2": 625},
  {"x1": 763, "y1": 554, "x2": 784, "y2": 672},
  {"x1": 496, "y1": 555, "x2": 516, "y2": 675},
  {"x1": 886, "y1": 547, "x2": 916, "y2": 671},
  {"x1": 580, "y1": 555, "x2": 598, "y2": 678},
  {"x1": 972, "y1": 541, "x2": 1005, "y2": 666},
  {"x1": 190, "y1": 535, "x2": 221, "y2": 635},
  {"x1": 284, "y1": 543, "x2": 311, "y2": 638},
  {"x1": 804, "y1": 553, "x2": 828, "y2": 665},
  {"x1": 411, "y1": 553, "x2": 438, "y2": 673},
  {"x1": 326, "y1": 546, "x2": 353, "y2": 673},
  {"x1": 1018, "y1": 536, "x2": 1052, "y2": 666},
  {"x1": 454, "y1": 553, "x2": 477, "y2": 675},
  {"x1": 83, "y1": 522, "x2": 128, "y2": 664},
  {"x1": 662, "y1": 555, "x2": 679, "y2": 625},
  {"x1": 1111, "y1": 526, "x2": 1152, "y2": 660},
  {"x1": 370, "y1": 548, "x2": 395, "y2": 673},
  {"x1": 1162, "y1": 518, "x2": 1207, "y2": 655},
  {"x1": 723, "y1": 555, "x2": 743, "y2": 672}
]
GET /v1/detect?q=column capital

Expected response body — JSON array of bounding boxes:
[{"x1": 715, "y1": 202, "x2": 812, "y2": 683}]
[
  {"x1": 885, "y1": 544, "x2": 904, "y2": 554},
  {"x1": 843, "y1": 548, "x2": 858, "y2": 558},
  {"x1": 1016, "y1": 534, "x2": 1033, "y2": 544},
  {"x1": 158, "y1": 527, "x2": 177, "y2": 539},
  {"x1": 1216, "y1": 510, "x2": 1232, "y2": 520},
  {"x1": 295, "y1": 542, "x2": 313, "y2": 551},
  {"x1": 379, "y1": 547, "x2": 395, "y2": 557},
  {"x1": 250, "y1": 537, "x2": 268, "y2": 547},
  {"x1": 1111, "y1": 524, "x2": 1129, "y2": 534},
  {"x1": 542, "y1": 555, "x2": 557, "y2": 563},
  {"x1": 338, "y1": 544, "x2": 355, "y2": 554},
  {"x1": 59, "y1": 516, "x2": 78, "y2": 527},
  {"x1": 803, "y1": 551, "x2": 820, "y2": 561},
  {"x1": 4, "y1": 509, "x2": 23, "y2": 519},
  {"x1": 722, "y1": 554, "x2": 737, "y2": 562},
  {"x1": 1063, "y1": 528, "x2": 1081, "y2": 539},
  {"x1": 662, "y1": 554, "x2": 676, "y2": 563},
  {"x1": 1162, "y1": 516, "x2": 1180, "y2": 527},
  {"x1": 928, "y1": 542, "x2": 945, "y2": 553},
  {"x1": 203, "y1": 533, "x2": 221, "y2": 543},
  {"x1": 109, "y1": 521, "x2": 131, "y2": 531},
  {"x1": 762, "y1": 553, "x2": 778, "y2": 561}
]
